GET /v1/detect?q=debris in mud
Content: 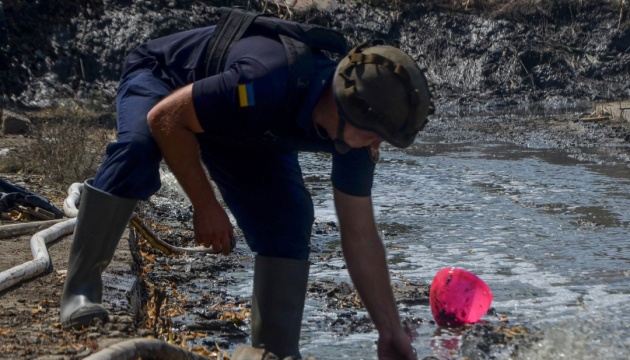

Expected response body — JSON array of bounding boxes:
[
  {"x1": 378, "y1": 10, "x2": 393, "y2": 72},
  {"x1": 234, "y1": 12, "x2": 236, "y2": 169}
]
[
  {"x1": 129, "y1": 207, "x2": 253, "y2": 358},
  {"x1": 306, "y1": 275, "x2": 432, "y2": 337},
  {"x1": 460, "y1": 323, "x2": 536, "y2": 360},
  {"x1": 308, "y1": 279, "x2": 362, "y2": 309}
]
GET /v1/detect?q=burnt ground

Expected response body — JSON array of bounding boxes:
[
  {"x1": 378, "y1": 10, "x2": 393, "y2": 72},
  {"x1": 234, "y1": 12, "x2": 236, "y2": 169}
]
[
  {"x1": 1, "y1": 0, "x2": 629, "y2": 109},
  {"x1": 0, "y1": 0, "x2": 629, "y2": 359}
]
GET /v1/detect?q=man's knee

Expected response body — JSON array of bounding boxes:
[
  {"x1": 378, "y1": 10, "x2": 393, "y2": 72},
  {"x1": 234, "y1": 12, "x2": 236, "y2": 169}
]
[
  {"x1": 243, "y1": 204, "x2": 314, "y2": 260},
  {"x1": 93, "y1": 135, "x2": 162, "y2": 199}
]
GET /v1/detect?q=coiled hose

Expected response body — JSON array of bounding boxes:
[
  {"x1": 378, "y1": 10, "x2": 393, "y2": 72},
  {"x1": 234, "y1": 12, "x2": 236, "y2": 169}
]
[{"x1": 0, "y1": 217, "x2": 75, "y2": 292}]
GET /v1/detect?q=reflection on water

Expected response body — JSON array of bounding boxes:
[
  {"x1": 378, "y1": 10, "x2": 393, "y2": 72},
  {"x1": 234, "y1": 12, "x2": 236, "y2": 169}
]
[{"x1": 298, "y1": 139, "x2": 630, "y2": 359}]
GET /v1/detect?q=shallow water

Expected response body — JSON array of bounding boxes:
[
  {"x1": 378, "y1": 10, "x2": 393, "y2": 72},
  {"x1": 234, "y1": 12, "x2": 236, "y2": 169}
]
[
  {"x1": 159, "y1": 136, "x2": 630, "y2": 359},
  {"x1": 299, "y1": 139, "x2": 630, "y2": 359}
]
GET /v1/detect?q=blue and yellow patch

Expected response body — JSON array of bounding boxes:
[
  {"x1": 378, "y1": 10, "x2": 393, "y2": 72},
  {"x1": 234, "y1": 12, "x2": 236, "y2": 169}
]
[{"x1": 237, "y1": 83, "x2": 256, "y2": 107}]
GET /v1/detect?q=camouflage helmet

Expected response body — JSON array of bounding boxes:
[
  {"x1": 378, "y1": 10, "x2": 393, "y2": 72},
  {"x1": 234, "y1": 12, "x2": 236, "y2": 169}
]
[{"x1": 333, "y1": 42, "x2": 434, "y2": 148}]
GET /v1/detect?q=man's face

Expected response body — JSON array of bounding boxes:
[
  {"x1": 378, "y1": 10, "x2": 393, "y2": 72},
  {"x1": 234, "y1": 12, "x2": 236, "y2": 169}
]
[{"x1": 341, "y1": 122, "x2": 383, "y2": 149}]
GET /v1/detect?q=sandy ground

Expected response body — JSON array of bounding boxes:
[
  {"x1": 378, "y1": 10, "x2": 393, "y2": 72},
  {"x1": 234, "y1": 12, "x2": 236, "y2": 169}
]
[{"x1": 0, "y1": 183, "x2": 141, "y2": 359}]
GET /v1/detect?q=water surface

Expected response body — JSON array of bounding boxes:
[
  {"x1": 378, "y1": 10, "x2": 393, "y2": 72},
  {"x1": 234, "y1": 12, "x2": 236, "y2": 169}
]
[{"x1": 298, "y1": 139, "x2": 630, "y2": 359}]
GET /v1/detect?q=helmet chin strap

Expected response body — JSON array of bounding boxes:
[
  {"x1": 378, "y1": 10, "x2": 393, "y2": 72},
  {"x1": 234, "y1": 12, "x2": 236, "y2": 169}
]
[{"x1": 334, "y1": 116, "x2": 352, "y2": 154}]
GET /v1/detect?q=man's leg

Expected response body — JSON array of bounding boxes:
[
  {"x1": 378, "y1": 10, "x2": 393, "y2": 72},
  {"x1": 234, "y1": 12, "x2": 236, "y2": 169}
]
[
  {"x1": 60, "y1": 180, "x2": 138, "y2": 329},
  {"x1": 60, "y1": 69, "x2": 168, "y2": 329},
  {"x1": 200, "y1": 143, "x2": 313, "y2": 358},
  {"x1": 250, "y1": 255, "x2": 310, "y2": 358}
]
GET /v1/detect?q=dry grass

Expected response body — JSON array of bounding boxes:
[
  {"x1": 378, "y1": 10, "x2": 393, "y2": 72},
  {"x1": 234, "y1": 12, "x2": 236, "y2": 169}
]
[
  {"x1": 359, "y1": 0, "x2": 627, "y2": 18},
  {"x1": 0, "y1": 106, "x2": 114, "y2": 189}
]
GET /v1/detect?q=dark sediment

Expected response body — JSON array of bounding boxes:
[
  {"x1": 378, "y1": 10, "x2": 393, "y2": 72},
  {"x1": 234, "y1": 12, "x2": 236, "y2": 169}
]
[{"x1": 1, "y1": 0, "x2": 628, "y2": 110}]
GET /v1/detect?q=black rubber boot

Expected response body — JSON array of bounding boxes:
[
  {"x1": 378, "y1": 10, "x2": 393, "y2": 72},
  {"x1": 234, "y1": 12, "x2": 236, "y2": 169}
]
[
  {"x1": 251, "y1": 255, "x2": 310, "y2": 359},
  {"x1": 60, "y1": 180, "x2": 137, "y2": 329}
]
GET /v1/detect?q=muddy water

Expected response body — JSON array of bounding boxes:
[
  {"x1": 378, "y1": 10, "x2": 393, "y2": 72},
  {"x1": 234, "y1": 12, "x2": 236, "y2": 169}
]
[{"x1": 157, "y1": 135, "x2": 630, "y2": 359}]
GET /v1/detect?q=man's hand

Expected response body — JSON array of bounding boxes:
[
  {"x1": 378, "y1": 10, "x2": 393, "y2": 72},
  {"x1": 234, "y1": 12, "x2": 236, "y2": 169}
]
[
  {"x1": 147, "y1": 84, "x2": 234, "y2": 256},
  {"x1": 377, "y1": 330, "x2": 417, "y2": 360},
  {"x1": 193, "y1": 201, "x2": 234, "y2": 255}
]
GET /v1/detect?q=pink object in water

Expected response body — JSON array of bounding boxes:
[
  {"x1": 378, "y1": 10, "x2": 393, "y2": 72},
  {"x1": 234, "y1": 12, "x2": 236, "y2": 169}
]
[{"x1": 430, "y1": 267, "x2": 493, "y2": 327}]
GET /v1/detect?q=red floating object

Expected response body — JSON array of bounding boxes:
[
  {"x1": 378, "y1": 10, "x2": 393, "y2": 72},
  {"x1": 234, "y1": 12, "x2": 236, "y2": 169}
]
[{"x1": 430, "y1": 267, "x2": 493, "y2": 327}]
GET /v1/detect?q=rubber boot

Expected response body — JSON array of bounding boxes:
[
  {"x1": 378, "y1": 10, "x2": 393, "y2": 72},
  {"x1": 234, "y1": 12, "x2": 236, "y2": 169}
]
[
  {"x1": 60, "y1": 180, "x2": 137, "y2": 329},
  {"x1": 251, "y1": 255, "x2": 310, "y2": 359}
]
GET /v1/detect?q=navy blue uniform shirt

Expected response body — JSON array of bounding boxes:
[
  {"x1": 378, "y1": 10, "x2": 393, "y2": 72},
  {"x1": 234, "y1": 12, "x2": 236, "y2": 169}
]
[{"x1": 123, "y1": 25, "x2": 375, "y2": 196}]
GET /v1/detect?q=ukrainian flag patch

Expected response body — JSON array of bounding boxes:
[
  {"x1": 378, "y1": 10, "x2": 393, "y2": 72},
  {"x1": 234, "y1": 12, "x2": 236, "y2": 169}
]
[{"x1": 237, "y1": 83, "x2": 256, "y2": 107}]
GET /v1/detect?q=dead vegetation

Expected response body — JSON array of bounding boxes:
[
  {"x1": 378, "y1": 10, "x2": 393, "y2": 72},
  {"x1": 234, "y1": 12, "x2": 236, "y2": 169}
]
[
  {"x1": 0, "y1": 106, "x2": 114, "y2": 190},
  {"x1": 356, "y1": 0, "x2": 628, "y2": 27}
]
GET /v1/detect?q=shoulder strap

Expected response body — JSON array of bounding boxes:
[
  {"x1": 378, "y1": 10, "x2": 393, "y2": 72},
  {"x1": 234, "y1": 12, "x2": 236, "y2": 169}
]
[
  {"x1": 252, "y1": 15, "x2": 348, "y2": 55},
  {"x1": 278, "y1": 34, "x2": 314, "y2": 116},
  {"x1": 204, "y1": 8, "x2": 260, "y2": 76}
]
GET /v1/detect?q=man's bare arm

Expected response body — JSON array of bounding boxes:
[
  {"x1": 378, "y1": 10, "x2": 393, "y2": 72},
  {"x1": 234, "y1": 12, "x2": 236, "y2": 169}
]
[
  {"x1": 334, "y1": 188, "x2": 416, "y2": 359},
  {"x1": 147, "y1": 84, "x2": 233, "y2": 254}
]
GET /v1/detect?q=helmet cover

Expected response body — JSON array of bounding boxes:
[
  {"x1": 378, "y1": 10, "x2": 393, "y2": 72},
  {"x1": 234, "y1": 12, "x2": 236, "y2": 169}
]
[{"x1": 333, "y1": 42, "x2": 434, "y2": 148}]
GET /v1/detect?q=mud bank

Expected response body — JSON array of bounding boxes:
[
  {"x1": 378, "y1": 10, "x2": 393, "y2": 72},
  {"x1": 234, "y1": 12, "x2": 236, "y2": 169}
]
[
  {"x1": 2, "y1": 0, "x2": 629, "y2": 165},
  {"x1": 1, "y1": 0, "x2": 629, "y2": 110},
  {"x1": 423, "y1": 109, "x2": 630, "y2": 167}
]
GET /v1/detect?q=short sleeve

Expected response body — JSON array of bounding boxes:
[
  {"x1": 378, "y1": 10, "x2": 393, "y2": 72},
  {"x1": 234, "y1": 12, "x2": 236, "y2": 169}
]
[
  {"x1": 331, "y1": 147, "x2": 376, "y2": 197},
  {"x1": 191, "y1": 35, "x2": 289, "y2": 134}
]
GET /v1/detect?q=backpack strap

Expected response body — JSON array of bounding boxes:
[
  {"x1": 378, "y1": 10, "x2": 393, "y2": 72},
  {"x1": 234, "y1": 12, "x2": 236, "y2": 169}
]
[
  {"x1": 204, "y1": 8, "x2": 260, "y2": 76},
  {"x1": 279, "y1": 34, "x2": 313, "y2": 113}
]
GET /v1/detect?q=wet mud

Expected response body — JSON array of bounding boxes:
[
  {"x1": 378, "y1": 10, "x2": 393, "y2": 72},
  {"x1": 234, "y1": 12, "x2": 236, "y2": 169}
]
[
  {"x1": 126, "y1": 184, "x2": 538, "y2": 359},
  {"x1": 423, "y1": 111, "x2": 630, "y2": 167}
]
